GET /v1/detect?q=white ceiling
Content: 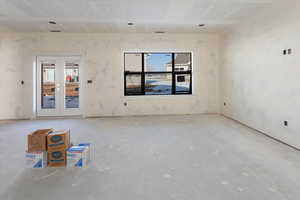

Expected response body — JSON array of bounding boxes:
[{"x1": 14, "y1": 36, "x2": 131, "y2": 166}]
[{"x1": 0, "y1": 0, "x2": 285, "y2": 33}]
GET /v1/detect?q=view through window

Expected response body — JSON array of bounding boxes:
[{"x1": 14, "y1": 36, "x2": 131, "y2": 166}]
[{"x1": 124, "y1": 52, "x2": 192, "y2": 95}]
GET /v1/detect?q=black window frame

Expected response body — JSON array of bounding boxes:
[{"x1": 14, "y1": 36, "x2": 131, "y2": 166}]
[{"x1": 124, "y1": 52, "x2": 192, "y2": 96}]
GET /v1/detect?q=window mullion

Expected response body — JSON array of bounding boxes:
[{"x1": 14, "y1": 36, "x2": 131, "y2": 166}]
[
  {"x1": 172, "y1": 53, "x2": 175, "y2": 94},
  {"x1": 141, "y1": 53, "x2": 145, "y2": 95},
  {"x1": 189, "y1": 53, "x2": 192, "y2": 94}
]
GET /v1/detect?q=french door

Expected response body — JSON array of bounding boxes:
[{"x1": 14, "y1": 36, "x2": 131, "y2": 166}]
[{"x1": 36, "y1": 56, "x2": 82, "y2": 117}]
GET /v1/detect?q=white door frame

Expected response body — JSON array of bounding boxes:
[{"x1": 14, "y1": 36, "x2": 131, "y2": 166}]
[{"x1": 36, "y1": 55, "x2": 83, "y2": 117}]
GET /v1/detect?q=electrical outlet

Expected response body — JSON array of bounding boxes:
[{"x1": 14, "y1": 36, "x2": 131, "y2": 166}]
[
  {"x1": 124, "y1": 102, "x2": 127, "y2": 106},
  {"x1": 21, "y1": 80, "x2": 24, "y2": 85},
  {"x1": 224, "y1": 102, "x2": 226, "y2": 106},
  {"x1": 87, "y1": 80, "x2": 93, "y2": 84},
  {"x1": 283, "y1": 49, "x2": 287, "y2": 55},
  {"x1": 288, "y1": 49, "x2": 292, "y2": 54},
  {"x1": 284, "y1": 121, "x2": 288, "y2": 126}
]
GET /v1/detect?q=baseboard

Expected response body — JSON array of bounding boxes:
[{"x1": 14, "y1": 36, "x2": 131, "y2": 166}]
[
  {"x1": 36, "y1": 115, "x2": 83, "y2": 120},
  {"x1": 0, "y1": 118, "x2": 31, "y2": 122},
  {"x1": 85, "y1": 112, "x2": 220, "y2": 119},
  {"x1": 221, "y1": 114, "x2": 300, "y2": 152}
]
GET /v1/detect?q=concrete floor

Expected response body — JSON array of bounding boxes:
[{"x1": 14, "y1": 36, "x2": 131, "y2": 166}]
[{"x1": 0, "y1": 114, "x2": 300, "y2": 200}]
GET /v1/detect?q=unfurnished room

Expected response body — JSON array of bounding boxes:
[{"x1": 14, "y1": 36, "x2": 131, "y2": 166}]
[{"x1": 0, "y1": 0, "x2": 300, "y2": 200}]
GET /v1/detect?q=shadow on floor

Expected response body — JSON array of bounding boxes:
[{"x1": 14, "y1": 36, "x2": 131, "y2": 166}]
[{"x1": 1, "y1": 164, "x2": 103, "y2": 200}]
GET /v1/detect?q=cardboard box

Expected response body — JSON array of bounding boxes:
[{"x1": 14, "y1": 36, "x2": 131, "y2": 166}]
[
  {"x1": 47, "y1": 130, "x2": 70, "y2": 151},
  {"x1": 67, "y1": 146, "x2": 88, "y2": 168},
  {"x1": 25, "y1": 151, "x2": 47, "y2": 168},
  {"x1": 48, "y1": 149, "x2": 67, "y2": 167},
  {"x1": 27, "y1": 129, "x2": 53, "y2": 152}
]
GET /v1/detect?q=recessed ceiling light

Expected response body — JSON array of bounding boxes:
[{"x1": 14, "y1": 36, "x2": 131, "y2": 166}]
[
  {"x1": 198, "y1": 24, "x2": 205, "y2": 27},
  {"x1": 49, "y1": 21, "x2": 57, "y2": 25},
  {"x1": 50, "y1": 30, "x2": 61, "y2": 32},
  {"x1": 155, "y1": 31, "x2": 165, "y2": 34},
  {"x1": 128, "y1": 22, "x2": 134, "y2": 26}
]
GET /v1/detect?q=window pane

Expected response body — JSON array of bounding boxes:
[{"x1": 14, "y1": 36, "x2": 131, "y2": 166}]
[
  {"x1": 125, "y1": 53, "x2": 142, "y2": 72},
  {"x1": 41, "y1": 63, "x2": 56, "y2": 109},
  {"x1": 126, "y1": 74, "x2": 142, "y2": 95},
  {"x1": 174, "y1": 53, "x2": 191, "y2": 72},
  {"x1": 176, "y1": 74, "x2": 191, "y2": 93},
  {"x1": 144, "y1": 53, "x2": 172, "y2": 72},
  {"x1": 65, "y1": 62, "x2": 79, "y2": 108},
  {"x1": 145, "y1": 73, "x2": 172, "y2": 95}
]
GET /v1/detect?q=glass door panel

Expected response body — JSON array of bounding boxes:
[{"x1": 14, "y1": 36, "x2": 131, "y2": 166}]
[
  {"x1": 64, "y1": 62, "x2": 80, "y2": 109},
  {"x1": 41, "y1": 63, "x2": 56, "y2": 109}
]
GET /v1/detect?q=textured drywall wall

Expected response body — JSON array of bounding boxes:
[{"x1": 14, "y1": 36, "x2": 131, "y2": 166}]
[
  {"x1": 221, "y1": 5, "x2": 300, "y2": 148},
  {"x1": 0, "y1": 33, "x2": 221, "y2": 119}
]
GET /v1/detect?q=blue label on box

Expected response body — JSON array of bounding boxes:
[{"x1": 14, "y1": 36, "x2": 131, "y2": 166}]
[
  {"x1": 51, "y1": 135, "x2": 62, "y2": 143},
  {"x1": 48, "y1": 142, "x2": 65, "y2": 147},
  {"x1": 78, "y1": 143, "x2": 91, "y2": 147},
  {"x1": 75, "y1": 159, "x2": 83, "y2": 167},
  {"x1": 68, "y1": 146, "x2": 86, "y2": 153},
  {"x1": 33, "y1": 159, "x2": 43, "y2": 168}
]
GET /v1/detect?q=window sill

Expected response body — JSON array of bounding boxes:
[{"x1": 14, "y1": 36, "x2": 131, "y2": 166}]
[{"x1": 123, "y1": 94, "x2": 195, "y2": 100}]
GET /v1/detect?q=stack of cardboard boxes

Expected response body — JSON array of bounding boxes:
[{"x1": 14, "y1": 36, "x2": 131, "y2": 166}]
[
  {"x1": 26, "y1": 129, "x2": 91, "y2": 168},
  {"x1": 47, "y1": 130, "x2": 70, "y2": 167},
  {"x1": 26, "y1": 129, "x2": 53, "y2": 168}
]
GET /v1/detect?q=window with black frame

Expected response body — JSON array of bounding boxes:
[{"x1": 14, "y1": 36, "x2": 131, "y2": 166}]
[{"x1": 124, "y1": 52, "x2": 192, "y2": 96}]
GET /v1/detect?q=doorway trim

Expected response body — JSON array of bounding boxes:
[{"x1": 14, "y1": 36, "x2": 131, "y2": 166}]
[{"x1": 33, "y1": 53, "x2": 85, "y2": 119}]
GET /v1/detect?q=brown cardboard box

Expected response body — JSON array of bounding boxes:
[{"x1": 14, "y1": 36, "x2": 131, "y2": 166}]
[
  {"x1": 47, "y1": 130, "x2": 70, "y2": 151},
  {"x1": 27, "y1": 129, "x2": 53, "y2": 152},
  {"x1": 48, "y1": 149, "x2": 67, "y2": 167}
]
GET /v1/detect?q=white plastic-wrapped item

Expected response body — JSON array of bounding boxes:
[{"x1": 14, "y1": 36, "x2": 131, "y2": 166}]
[
  {"x1": 67, "y1": 146, "x2": 88, "y2": 168},
  {"x1": 25, "y1": 151, "x2": 47, "y2": 168},
  {"x1": 77, "y1": 143, "x2": 94, "y2": 162}
]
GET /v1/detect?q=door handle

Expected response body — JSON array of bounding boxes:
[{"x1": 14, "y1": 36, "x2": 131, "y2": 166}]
[{"x1": 56, "y1": 83, "x2": 60, "y2": 91}]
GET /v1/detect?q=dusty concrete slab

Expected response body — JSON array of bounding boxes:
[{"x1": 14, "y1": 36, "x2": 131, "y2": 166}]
[{"x1": 0, "y1": 114, "x2": 299, "y2": 200}]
